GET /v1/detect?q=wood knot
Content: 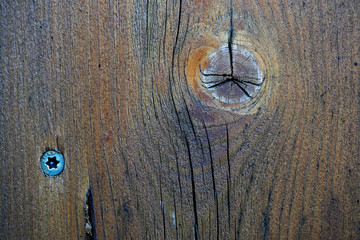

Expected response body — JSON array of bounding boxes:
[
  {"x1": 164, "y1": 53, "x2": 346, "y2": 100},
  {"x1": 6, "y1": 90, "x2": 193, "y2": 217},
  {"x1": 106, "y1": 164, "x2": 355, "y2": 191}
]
[
  {"x1": 199, "y1": 45, "x2": 264, "y2": 104},
  {"x1": 183, "y1": 28, "x2": 278, "y2": 123},
  {"x1": 186, "y1": 34, "x2": 270, "y2": 115}
]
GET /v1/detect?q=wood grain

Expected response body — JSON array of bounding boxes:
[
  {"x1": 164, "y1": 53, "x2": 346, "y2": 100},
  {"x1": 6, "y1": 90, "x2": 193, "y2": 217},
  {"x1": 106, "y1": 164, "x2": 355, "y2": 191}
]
[{"x1": 1, "y1": 0, "x2": 359, "y2": 239}]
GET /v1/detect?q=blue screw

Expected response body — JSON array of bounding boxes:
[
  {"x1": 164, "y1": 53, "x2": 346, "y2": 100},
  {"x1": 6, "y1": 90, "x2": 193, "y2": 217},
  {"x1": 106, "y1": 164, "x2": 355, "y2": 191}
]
[{"x1": 40, "y1": 150, "x2": 65, "y2": 176}]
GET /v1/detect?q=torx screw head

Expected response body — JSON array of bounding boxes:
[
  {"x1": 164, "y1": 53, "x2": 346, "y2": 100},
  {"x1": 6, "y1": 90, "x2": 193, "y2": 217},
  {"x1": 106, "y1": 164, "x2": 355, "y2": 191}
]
[{"x1": 40, "y1": 150, "x2": 65, "y2": 176}]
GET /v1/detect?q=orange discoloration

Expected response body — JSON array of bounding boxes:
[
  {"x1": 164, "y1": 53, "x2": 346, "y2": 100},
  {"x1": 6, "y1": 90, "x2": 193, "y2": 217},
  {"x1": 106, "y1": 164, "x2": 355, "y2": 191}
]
[
  {"x1": 186, "y1": 46, "x2": 216, "y2": 100},
  {"x1": 185, "y1": 35, "x2": 221, "y2": 99}
]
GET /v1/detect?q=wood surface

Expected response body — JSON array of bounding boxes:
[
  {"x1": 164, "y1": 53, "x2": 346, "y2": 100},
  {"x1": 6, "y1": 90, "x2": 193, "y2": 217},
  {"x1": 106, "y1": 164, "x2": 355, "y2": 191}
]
[{"x1": 1, "y1": 0, "x2": 360, "y2": 239}]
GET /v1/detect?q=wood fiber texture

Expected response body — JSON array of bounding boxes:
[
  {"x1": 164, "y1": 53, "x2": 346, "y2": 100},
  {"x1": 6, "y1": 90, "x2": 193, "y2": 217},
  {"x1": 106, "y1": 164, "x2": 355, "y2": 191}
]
[{"x1": 1, "y1": 0, "x2": 360, "y2": 239}]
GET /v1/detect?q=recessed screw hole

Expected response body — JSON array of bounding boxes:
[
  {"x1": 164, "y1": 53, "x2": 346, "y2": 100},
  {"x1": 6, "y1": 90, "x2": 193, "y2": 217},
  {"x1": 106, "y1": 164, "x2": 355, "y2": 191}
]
[{"x1": 45, "y1": 157, "x2": 60, "y2": 169}]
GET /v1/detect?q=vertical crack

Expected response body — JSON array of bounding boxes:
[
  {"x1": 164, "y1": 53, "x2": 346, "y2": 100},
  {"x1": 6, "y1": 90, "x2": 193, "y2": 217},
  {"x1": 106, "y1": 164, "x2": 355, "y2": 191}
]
[
  {"x1": 185, "y1": 135, "x2": 199, "y2": 240},
  {"x1": 85, "y1": 188, "x2": 97, "y2": 239},
  {"x1": 228, "y1": 2, "x2": 234, "y2": 77},
  {"x1": 204, "y1": 123, "x2": 219, "y2": 240},
  {"x1": 226, "y1": 123, "x2": 231, "y2": 229}
]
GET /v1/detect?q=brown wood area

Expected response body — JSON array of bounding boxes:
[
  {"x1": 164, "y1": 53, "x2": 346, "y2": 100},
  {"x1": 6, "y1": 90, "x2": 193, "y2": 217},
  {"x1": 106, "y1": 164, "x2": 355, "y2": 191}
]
[{"x1": 1, "y1": 0, "x2": 360, "y2": 239}]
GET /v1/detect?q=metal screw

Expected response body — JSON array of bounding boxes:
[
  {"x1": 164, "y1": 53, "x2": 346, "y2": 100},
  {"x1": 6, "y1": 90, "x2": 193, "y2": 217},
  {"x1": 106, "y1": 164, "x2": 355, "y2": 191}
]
[{"x1": 40, "y1": 150, "x2": 65, "y2": 176}]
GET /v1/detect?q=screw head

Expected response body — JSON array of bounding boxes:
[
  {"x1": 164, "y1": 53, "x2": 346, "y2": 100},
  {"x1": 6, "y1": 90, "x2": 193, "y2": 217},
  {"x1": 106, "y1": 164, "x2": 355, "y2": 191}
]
[{"x1": 40, "y1": 150, "x2": 65, "y2": 176}]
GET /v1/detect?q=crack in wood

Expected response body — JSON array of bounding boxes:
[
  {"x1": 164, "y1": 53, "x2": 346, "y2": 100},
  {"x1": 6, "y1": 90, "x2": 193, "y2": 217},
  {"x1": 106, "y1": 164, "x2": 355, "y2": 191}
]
[{"x1": 84, "y1": 188, "x2": 96, "y2": 239}]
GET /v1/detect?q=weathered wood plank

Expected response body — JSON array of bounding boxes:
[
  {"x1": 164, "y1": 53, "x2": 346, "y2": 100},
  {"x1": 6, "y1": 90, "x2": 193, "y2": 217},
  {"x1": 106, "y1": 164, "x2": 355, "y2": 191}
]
[{"x1": 1, "y1": 0, "x2": 360, "y2": 239}]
